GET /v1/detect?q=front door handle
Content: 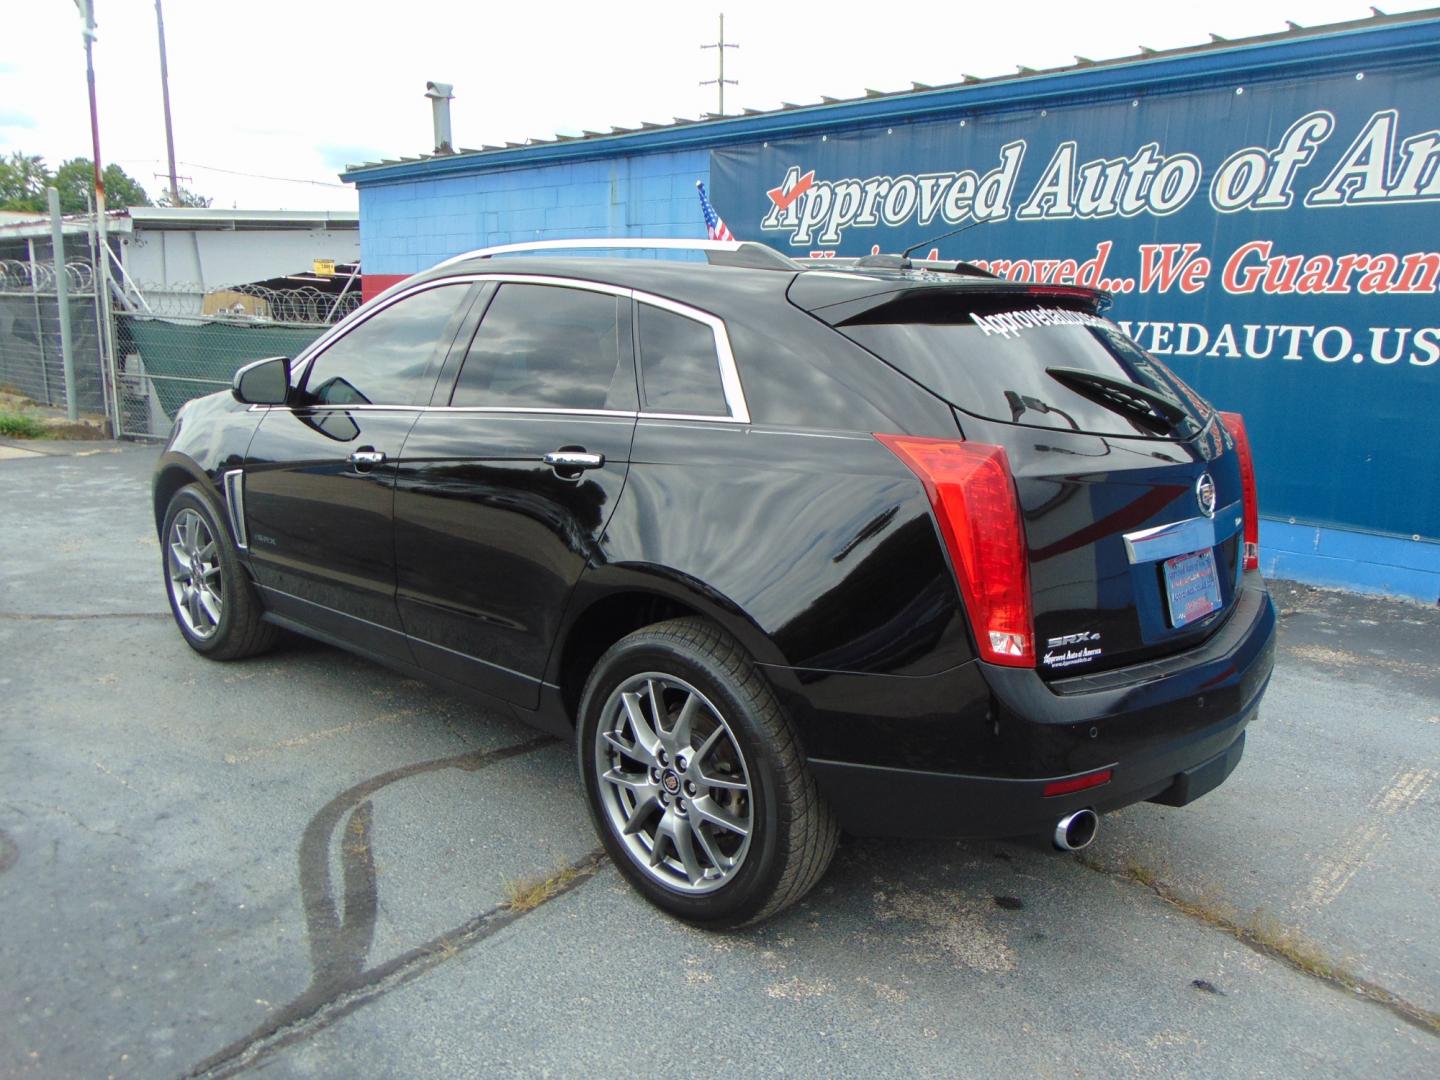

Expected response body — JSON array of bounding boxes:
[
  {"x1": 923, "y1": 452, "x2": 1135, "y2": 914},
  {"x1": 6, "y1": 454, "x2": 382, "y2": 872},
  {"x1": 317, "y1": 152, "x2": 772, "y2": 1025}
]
[
  {"x1": 543, "y1": 450, "x2": 605, "y2": 471},
  {"x1": 348, "y1": 448, "x2": 387, "y2": 470}
]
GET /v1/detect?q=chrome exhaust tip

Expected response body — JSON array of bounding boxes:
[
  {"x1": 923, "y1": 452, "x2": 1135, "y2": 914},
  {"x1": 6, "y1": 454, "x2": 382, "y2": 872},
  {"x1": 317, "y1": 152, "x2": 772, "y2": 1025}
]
[{"x1": 1053, "y1": 808, "x2": 1099, "y2": 851}]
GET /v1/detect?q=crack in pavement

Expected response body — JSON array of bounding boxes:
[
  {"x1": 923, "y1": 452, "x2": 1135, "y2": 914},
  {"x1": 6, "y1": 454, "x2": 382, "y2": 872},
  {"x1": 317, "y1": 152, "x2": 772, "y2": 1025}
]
[
  {"x1": 1076, "y1": 855, "x2": 1440, "y2": 1037},
  {"x1": 183, "y1": 735, "x2": 607, "y2": 1079},
  {"x1": 3, "y1": 799, "x2": 148, "y2": 847},
  {"x1": 192, "y1": 850, "x2": 604, "y2": 1079},
  {"x1": 0, "y1": 611, "x2": 171, "y2": 620}
]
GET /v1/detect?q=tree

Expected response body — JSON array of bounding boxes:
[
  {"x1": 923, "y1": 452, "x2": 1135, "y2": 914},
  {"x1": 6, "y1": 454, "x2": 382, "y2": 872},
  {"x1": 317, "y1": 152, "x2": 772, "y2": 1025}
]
[
  {"x1": 53, "y1": 158, "x2": 153, "y2": 212},
  {"x1": 0, "y1": 152, "x2": 50, "y2": 212},
  {"x1": 0, "y1": 154, "x2": 154, "y2": 213},
  {"x1": 157, "y1": 186, "x2": 212, "y2": 208}
]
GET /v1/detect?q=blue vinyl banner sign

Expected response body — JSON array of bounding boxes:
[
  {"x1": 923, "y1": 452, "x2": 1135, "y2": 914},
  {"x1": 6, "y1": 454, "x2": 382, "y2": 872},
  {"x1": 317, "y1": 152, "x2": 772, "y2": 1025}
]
[{"x1": 711, "y1": 64, "x2": 1440, "y2": 541}]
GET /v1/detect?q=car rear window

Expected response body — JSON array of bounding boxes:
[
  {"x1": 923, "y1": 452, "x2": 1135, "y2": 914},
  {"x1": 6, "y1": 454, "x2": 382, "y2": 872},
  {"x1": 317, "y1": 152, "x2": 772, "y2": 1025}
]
[{"x1": 839, "y1": 303, "x2": 1210, "y2": 440}]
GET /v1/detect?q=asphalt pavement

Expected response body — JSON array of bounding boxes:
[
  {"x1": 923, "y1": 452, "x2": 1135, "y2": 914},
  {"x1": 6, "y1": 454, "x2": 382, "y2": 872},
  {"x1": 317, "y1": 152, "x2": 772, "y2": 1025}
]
[{"x1": 0, "y1": 439, "x2": 1436, "y2": 1079}]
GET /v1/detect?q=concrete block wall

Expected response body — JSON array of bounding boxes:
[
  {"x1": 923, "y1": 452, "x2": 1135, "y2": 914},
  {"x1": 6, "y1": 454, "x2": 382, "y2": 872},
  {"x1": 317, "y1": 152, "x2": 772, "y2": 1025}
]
[
  {"x1": 1261, "y1": 521, "x2": 1439, "y2": 605},
  {"x1": 358, "y1": 147, "x2": 710, "y2": 279}
]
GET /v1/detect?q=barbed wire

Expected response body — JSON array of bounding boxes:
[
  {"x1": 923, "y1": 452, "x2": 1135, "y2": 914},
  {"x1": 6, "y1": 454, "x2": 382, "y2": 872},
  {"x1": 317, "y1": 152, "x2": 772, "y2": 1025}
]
[
  {"x1": 0, "y1": 259, "x2": 97, "y2": 294},
  {"x1": 128, "y1": 282, "x2": 361, "y2": 325},
  {"x1": 1, "y1": 262, "x2": 361, "y2": 325}
]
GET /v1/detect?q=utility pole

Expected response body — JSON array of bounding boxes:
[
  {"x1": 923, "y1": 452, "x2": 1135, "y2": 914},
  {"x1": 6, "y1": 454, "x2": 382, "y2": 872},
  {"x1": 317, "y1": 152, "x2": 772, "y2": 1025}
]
[
  {"x1": 700, "y1": 13, "x2": 738, "y2": 117},
  {"x1": 154, "y1": 0, "x2": 181, "y2": 205},
  {"x1": 74, "y1": 0, "x2": 120, "y2": 433},
  {"x1": 75, "y1": 2, "x2": 106, "y2": 229}
]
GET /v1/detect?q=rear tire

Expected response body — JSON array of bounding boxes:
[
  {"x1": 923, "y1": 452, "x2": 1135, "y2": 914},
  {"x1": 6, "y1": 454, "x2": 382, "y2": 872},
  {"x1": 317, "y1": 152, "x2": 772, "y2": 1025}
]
[
  {"x1": 161, "y1": 484, "x2": 278, "y2": 661},
  {"x1": 577, "y1": 617, "x2": 838, "y2": 927}
]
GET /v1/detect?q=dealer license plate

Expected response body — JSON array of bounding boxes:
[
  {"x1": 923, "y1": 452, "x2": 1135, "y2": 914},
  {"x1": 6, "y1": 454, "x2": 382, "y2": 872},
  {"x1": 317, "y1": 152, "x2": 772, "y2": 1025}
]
[{"x1": 1163, "y1": 549, "x2": 1223, "y2": 628}]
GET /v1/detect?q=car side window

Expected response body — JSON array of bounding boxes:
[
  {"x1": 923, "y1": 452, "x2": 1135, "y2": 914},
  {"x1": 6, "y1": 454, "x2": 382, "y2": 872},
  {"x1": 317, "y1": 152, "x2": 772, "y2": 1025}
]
[
  {"x1": 450, "y1": 284, "x2": 634, "y2": 411},
  {"x1": 303, "y1": 283, "x2": 471, "y2": 406},
  {"x1": 636, "y1": 303, "x2": 729, "y2": 416}
]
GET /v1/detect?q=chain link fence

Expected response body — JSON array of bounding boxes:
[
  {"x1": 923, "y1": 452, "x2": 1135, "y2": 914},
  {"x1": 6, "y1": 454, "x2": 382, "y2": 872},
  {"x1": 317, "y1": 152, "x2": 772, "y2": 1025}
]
[
  {"x1": 2, "y1": 242, "x2": 363, "y2": 439},
  {"x1": 112, "y1": 284, "x2": 359, "y2": 438},
  {"x1": 114, "y1": 312, "x2": 329, "y2": 437},
  {"x1": 0, "y1": 258, "x2": 109, "y2": 418}
]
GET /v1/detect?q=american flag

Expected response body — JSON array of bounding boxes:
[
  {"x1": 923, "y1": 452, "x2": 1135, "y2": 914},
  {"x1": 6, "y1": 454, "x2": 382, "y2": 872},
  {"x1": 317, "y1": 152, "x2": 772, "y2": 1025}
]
[{"x1": 696, "y1": 181, "x2": 734, "y2": 241}]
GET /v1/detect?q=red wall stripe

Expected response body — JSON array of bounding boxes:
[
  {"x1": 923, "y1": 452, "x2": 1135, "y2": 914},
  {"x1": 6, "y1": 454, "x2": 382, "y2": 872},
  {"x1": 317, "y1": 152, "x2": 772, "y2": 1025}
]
[{"x1": 361, "y1": 273, "x2": 410, "y2": 302}]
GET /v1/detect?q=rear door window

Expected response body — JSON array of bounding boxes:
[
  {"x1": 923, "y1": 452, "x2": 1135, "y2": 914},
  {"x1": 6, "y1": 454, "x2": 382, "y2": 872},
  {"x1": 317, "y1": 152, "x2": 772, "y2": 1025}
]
[
  {"x1": 451, "y1": 283, "x2": 634, "y2": 411},
  {"x1": 636, "y1": 303, "x2": 730, "y2": 417},
  {"x1": 839, "y1": 302, "x2": 1210, "y2": 439}
]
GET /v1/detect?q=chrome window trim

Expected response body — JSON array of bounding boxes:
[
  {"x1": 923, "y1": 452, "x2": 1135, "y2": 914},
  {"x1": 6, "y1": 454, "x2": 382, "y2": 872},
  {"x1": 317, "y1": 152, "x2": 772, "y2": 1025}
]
[
  {"x1": 221, "y1": 468, "x2": 248, "y2": 550},
  {"x1": 247, "y1": 402, "x2": 748, "y2": 425},
  {"x1": 283, "y1": 271, "x2": 751, "y2": 425},
  {"x1": 458, "y1": 273, "x2": 634, "y2": 298},
  {"x1": 246, "y1": 402, "x2": 637, "y2": 418},
  {"x1": 1122, "y1": 500, "x2": 1243, "y2": 565}
]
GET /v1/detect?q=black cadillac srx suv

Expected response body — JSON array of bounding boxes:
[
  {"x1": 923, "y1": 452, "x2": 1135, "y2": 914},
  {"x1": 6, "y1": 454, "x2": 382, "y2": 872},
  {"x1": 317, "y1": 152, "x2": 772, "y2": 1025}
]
[{"x1": 153, "y1": 239, "x2": 1275, "y2": 927}]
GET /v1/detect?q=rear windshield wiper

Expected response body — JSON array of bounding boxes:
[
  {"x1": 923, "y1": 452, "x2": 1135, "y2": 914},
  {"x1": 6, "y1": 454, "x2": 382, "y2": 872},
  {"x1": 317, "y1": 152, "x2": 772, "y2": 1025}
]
[{"x1": 1045, "y1": 366, "x2": 1190, "y2": 433}]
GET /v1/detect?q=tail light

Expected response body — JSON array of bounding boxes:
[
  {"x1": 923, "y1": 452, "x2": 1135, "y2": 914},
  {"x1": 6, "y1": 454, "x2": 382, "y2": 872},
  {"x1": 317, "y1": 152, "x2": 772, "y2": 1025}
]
[
  {"x1": 875, "y1": 435, "x2": 1033, "y2": 667},
  {"x1": 1219, "y1": 412, "x2": 1260, "y2": 572}
]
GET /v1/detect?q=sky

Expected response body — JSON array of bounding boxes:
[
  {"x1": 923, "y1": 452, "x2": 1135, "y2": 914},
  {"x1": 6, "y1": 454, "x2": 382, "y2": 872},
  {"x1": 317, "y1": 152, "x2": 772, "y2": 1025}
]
[{"x1": 1, "y1": 0, "x2": 1434, "y2": 211}]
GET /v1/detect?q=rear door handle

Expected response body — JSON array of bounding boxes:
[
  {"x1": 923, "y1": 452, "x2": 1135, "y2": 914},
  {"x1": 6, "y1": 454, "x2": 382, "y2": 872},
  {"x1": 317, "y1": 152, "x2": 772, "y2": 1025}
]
[
  {"x1": 543, "y1": 450, "x2": 605, "y2": 470},
  {"x1": 348, "y1": 449, "x2": 387, "y2": 469}
]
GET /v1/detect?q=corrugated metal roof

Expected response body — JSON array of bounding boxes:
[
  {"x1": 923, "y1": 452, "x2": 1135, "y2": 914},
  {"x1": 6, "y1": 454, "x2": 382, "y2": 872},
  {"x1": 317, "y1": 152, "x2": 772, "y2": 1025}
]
[
  {"x1": 341, "y1": 7, "x2": 1439, "y2": 180},
  {"x1": 0, "y1": 206, "x2": 359, "y2": 242},
  {"x1": 126, "y1": 207, "x2": 358, "y2": 231},
  {"x1": 0, "y1": 209, "x2": 130, "y2": 241}
]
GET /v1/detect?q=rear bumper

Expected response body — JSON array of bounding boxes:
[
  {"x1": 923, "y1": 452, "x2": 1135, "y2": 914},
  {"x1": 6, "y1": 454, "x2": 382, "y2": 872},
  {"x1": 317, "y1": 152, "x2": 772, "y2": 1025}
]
[
  {"x1": 810, "y1": 715, "x2": 1250, "y2": 840},
  {"x1": 804, "y1": 575, "x2": 1275, "y2": 840}
]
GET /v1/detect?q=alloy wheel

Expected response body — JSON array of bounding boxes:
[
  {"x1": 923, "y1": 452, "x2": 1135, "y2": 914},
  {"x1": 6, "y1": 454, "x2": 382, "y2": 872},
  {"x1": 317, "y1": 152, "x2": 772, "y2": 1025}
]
[
  {"x1": 594, "y1": 672, "x2": 754, "y2": 894},
  {"x1": 167, "y1": 508, "x2": 223, "y2": 640}
]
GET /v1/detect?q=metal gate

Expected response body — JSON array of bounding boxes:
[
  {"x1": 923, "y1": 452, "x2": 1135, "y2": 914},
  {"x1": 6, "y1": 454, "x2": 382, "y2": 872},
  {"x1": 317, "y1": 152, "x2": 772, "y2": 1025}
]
[{"x1": 0, "y1": 257, "x2": 110, "y2": 421}]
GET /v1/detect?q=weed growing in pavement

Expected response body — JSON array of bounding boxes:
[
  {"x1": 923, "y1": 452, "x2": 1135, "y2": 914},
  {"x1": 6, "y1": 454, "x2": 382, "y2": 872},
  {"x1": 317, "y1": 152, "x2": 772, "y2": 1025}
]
[
  {"x1": 0, "y1": 410, "x2": 45, "y2": 438},
  {"x1": 502, "y1": 865, "x2": 585, "y2": 913},
  {"x1": 1077, "y1": 851, "x2": 1440, "y2": 1034}
]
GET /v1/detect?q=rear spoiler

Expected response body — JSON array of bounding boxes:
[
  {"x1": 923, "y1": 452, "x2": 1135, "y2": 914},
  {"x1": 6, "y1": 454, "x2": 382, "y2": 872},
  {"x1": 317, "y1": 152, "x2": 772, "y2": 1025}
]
[
  {"x1": 788, "y1": 271, "x2": 1111, "y2": 326},
  {"x1": 822, "y1": 254, "x2": 998, "y2": 278}
]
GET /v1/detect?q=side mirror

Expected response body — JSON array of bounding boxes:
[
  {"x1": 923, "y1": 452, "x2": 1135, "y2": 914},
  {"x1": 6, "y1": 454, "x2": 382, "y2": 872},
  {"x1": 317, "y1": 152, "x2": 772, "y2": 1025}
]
[{"x1": 232, "y1": 356, "x2": 292, "y2": 406}]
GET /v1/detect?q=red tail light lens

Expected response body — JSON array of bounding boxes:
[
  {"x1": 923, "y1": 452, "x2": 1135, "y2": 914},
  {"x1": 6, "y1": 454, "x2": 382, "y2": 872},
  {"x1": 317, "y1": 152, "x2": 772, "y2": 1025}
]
[
  {"x1": 1043, "y1": 768, "x2": 1113, "y2": 798},
  {"x1": 1219, "y1": 412, "x2": 1260, "y2": 572},
  {"x1": 875, "y1": 435, "x2": 1033, "y2": 667}
]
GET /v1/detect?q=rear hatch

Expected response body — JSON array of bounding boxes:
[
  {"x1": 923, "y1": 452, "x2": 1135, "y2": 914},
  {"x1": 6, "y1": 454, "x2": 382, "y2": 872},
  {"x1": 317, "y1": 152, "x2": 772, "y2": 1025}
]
[{"x1": 790, "y1": 271, "x2": 1247, "y2": 679}]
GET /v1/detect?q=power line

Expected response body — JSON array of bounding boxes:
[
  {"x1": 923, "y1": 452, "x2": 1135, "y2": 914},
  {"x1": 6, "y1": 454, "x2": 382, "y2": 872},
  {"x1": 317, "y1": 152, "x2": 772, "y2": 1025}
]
[
  {"x1": 115, "y1": 157, "x2": 351, "y2": 189},
  {"x1": 177, "y1": 160, "x2": 351, "y2": 188}
]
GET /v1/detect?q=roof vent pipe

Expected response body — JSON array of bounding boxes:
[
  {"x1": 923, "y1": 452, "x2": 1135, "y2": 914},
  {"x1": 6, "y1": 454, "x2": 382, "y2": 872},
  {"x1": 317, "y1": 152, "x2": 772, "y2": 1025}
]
[{"x1": 425, "y1": 81, "x2": 455, "y2": 155}]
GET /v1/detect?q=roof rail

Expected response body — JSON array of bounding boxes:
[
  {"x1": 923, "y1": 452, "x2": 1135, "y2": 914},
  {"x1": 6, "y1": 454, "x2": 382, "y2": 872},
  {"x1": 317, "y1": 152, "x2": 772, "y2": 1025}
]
[{"x1": 430, "y1": 237, "x2": 800, "y2": 272}]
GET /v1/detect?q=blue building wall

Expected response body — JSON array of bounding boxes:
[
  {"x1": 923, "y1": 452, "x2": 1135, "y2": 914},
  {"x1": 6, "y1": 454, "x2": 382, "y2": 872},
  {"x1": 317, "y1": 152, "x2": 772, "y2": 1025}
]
[
  {"x1": 357, "y1": 148, "x2": 709, "y2": 276},
  {"x1": 347, "y1": 15, "x2": 1440, "y2": 604},
  {"x1": 1261, "y1": 521, "x2": 1439, "y2": 602}
]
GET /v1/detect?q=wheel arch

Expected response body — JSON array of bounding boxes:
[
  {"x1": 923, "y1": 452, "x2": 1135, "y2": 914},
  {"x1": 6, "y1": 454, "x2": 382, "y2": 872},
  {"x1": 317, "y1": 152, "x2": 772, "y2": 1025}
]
[
  {"x1": 152, "y1": 453, "x2": 216, "y2": 536},
  {"x1": 549, "y1": 568, "x2": 790, "y2": 726}
]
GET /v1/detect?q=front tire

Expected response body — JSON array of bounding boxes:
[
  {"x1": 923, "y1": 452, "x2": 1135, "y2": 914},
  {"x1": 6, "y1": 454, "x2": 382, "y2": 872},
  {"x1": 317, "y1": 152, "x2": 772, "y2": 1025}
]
[
  {"x1": 577, "y1": 617, "x2": 838, "y2": 927},
  {"x1": 161, "y1": 484, "x2": 277, "y2": 661}
]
